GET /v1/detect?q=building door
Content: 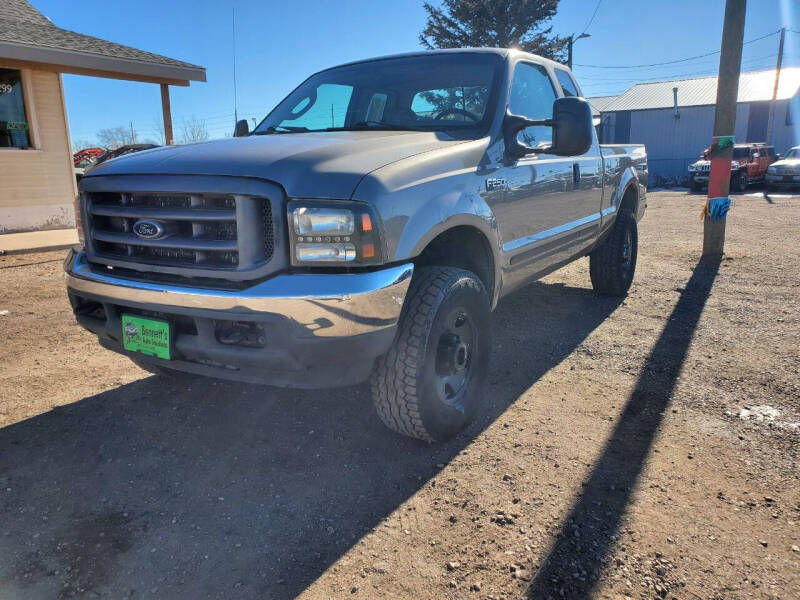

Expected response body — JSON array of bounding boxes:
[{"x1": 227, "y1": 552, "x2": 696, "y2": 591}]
[
  {"x1": 614, "y1": 111, "x2": 631, "y2": 143},
  {"x1": 746, "y1": 102, "x2": 769, "y2": 142}
]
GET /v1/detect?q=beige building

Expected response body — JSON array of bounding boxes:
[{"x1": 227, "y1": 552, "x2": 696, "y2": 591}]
[{"x1": 0, "y1": 0, "x2": 205, "y2": 233}]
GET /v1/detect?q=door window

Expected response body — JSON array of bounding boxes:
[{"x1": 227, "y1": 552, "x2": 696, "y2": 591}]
[
  {"x1": 0, "y1": 68, "x2": 31, "y2": 148},
  {"x1": 508, "y1": 62, "x2": 557, "y2": 149},
  {"x1": 554, "y1": 69, "x2": 581, "y2": 97}
]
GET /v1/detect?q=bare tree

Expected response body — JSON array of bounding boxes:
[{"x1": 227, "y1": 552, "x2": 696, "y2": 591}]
[
  {"x1": 71, "y1": 138, "x2": 96, "y2": 152},
  {"x1": 96, "y1": 126, "x2": 137, "y2": 149},
  {"x1": 150, "y1": 116, "x2": 166, "y2": 145},
  {"x1": 178, "y1": 115, "x2": 210, "y2": 144}
]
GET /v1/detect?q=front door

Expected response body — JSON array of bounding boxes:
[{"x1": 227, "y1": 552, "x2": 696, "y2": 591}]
[{"x1": 491, "y1": 61, "x2": 602, "y2": 291}]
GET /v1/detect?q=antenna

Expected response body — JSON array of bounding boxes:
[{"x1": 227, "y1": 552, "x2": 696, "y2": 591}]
[{"x1": 232, "y1": 7, "x2": 239, "y2": 125}]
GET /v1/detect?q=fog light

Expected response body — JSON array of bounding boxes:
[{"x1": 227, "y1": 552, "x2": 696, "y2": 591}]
[{"x1": 296, "y1": 242, "x2": 356, "y2": 262}]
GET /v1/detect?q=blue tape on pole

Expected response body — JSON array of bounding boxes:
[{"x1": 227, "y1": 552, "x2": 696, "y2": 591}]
[{"x1": 708, "y1": 197, "x2": 731, "y2": 220}]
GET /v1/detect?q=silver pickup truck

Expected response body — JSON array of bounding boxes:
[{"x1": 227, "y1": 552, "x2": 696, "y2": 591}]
[{"x1": 65, "y1": 48, "x2": 647, "y2": 441}]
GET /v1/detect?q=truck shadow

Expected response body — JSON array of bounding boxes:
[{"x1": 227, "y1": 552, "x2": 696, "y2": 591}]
[
  {"x1": 524, "y1": 255, "x2": 721, "y2": 599},
  {"x1": 0, "y1": 270, "x2": 623, "y2": 599}
]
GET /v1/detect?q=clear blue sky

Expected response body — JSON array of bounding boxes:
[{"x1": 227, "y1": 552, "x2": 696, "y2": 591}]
[{"x1": 30, "y1": 0, "x2": 799, "y2": 145}]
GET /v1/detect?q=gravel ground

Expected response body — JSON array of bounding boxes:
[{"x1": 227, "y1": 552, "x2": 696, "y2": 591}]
[{"x1": 0, "y1": 190, "x2": 798, "y2": 600}]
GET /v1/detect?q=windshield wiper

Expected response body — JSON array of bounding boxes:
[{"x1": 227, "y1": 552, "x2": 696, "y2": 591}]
[{"x1": 253, "y1": 125, "x2": 309, "y2": 135}]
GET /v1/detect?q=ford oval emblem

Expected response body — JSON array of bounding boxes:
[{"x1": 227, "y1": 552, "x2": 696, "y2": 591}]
[{"x1": 132, "y1": 219, "x2": 165, "y2": 239}]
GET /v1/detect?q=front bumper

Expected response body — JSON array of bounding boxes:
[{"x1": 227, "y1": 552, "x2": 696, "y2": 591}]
[
  {"x1": 65, "y1": 250, "x2": 413, "y2": 387},
  {"x1": 765, "y1": 174, "x2": 800, "y2": 185}
]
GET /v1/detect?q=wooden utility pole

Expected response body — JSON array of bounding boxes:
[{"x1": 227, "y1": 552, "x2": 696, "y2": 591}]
[
  {"x1": 160, "y1": 83, "x2": 174, "y2": 145},
  {"x1": 766, "y1": 27, "x2": 786, "y2": 145},
  {"x1": 567, "y1": 36, "x2": 573, "y2": 69},
  {"x1": 703, "y1": 0, "x2": 747, "y2": 256}
]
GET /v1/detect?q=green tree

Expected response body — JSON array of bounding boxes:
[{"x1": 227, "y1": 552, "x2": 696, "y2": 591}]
[{"x1": 419, "y1": 0, "x2": 568, "y2": 62}]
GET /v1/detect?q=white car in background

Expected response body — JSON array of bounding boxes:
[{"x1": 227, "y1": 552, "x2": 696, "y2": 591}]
[{"x1": 766, "y1": 146, "x2": 800, "y2": 190}]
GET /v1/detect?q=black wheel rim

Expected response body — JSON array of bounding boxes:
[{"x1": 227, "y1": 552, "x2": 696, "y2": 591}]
[
  {"x1": 434, "y1": 308, "x2": 475, "y2": 405},
  {"x1": 621, "y1": 228, "x2": 633, "y2": 275}
]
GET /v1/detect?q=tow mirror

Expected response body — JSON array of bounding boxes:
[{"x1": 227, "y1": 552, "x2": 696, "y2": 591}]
[
  {"x1": 503, "y1": 96, "x2": 593, "y2": 160},
  {"x1": 234, "y1": 119, "x2": 250, "y2": 138}
]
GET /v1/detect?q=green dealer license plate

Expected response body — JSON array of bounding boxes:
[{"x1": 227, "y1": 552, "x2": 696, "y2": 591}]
[{"x1": 121, "y1": 314, "x2": 172, "y2": 360}]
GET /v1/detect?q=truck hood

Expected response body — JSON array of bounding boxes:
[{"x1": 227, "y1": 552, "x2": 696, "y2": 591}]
[
  {"x1": 84, "y1": 131, "x2": 468, "y2": 198},
  {"x1": 770, "y1": 157, "x2": 800, "y2": 169}
]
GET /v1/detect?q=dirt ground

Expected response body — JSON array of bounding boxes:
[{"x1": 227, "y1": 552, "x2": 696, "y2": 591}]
[{"x1": 0, "y1": 190, "x2": 798, "y2": 600}]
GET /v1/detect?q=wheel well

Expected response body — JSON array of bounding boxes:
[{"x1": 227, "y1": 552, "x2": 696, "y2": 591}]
[
  {"x1": 415, "y1": 227, "x2": 494, "y2": 298},
  {"x1": 620, "y1": 184, "x2": 638, "y2": 216}
]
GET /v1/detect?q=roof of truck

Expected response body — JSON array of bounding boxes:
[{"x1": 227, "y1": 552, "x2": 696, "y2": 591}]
[{"x1": 324, "y1": 47, "x2": 565, "y2": 72}]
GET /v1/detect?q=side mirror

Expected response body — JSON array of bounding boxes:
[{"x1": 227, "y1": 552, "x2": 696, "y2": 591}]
[
  {"x1": 234, "y1": 119, "x2": 250, "y2": 138},
  {"x1": 503, "y1": 96, "x2": 593, "y2": 160}
]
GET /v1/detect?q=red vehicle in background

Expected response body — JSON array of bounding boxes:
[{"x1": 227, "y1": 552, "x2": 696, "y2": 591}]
[
  {"x1": 72, "y1": 147, "x2": 105, "y2": 168},
  {"x1": 688, "y1": 142, "x2": 778, "y2": 193}
]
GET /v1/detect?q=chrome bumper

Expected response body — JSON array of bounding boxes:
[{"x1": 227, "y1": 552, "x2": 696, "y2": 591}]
[
  {"x1": 65, "y1": 251, "x2": 413, "y2": 338},
  {"x1": 765, "y1": 174, "x2": 799, "y2": 183}
]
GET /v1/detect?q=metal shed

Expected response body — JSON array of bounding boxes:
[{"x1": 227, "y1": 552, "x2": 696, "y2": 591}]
[{"x1": 590, "y1": 68, "x2": 800, "y2": 185}]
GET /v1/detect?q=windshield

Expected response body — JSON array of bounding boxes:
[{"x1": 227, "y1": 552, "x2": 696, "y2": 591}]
[
  {"x1": 783, "y1": 148, "x2": 798, "y2": 159},
  {"x1": 254, "y1": 53, "x2": 503, "y2": 137},
  {"x1": 701, "y1": 146, "x2": 750, "y2": 160}
]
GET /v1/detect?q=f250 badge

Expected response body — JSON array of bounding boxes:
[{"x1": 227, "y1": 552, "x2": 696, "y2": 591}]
[
  {"x1": 132, "y1": 219, "x2": 165, "y2": 239},
  {"x1": 485, "y1": 177, "x2": 506, "y2": 191}
]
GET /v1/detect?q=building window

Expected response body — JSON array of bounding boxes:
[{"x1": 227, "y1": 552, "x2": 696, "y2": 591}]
[{"x1": 0, "y1": 68, "x2": 32, "y2": 148}]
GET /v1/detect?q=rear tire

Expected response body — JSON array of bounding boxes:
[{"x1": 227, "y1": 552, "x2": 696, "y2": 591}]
[
  {"x1": 731, "y1": 170, "x2": 747, "y2": 193},
  {"x1": 370, "y1": 267, "x2": 490, "y2": 442},
  {"x1": 589, "y1": 208, "x2": 638, "y2": 296},
  {"x1": 689, "y1": 178, "x2": 701, "y2": 193}
]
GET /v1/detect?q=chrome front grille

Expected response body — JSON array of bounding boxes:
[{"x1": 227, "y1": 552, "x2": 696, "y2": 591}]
[{"x1": 86, "y1": 192, "x2": 272, "y2": 270}]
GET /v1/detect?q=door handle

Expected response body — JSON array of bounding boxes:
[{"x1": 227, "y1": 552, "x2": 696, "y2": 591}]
[{"x1": 573, "y1": 163, "x2": 580, "y2": 189}]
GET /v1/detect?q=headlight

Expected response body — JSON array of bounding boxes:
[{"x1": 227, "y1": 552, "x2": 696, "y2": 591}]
[
  {"x1": 293, "y1": 207, "x2": 355, "y2": 237},
  {"x1": 767, "y1": 166, "x2": 776, "y2": 174},
  {"x1": 288, "y1": 200, "x2": 382, "y2": 266},
  {"x1": 731, "y1": 161, "x2": 740, "y2": 169}
]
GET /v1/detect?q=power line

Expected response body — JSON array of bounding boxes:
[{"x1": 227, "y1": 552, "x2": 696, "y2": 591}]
[
  {"x1": 575, "y1": 30, "x2": 779, "y2": 68},
  {"x1": 580, "y1": 0, "x2": 603, "y2": 36},
  {"x1": 576, "y1": 53, "x2": 780, "y2": 82}
]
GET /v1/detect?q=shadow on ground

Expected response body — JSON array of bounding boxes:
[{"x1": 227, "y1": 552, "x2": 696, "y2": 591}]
[
  {"x1": 0, "y1": 271, "x2": 625, "y2": 599},
  {"x1": 525, "y1": 256, "x2": 721, "y2": 599}
]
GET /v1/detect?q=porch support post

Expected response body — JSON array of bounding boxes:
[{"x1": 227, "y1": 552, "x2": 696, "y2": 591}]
[{"x1": 160, "y1": 83, "x2": 174, "y2": 145}]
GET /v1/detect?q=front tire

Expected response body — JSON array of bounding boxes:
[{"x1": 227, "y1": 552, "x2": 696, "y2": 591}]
[
  {"x1": 589, "y1": 209, "x2": 638, "y2": 296},
  {"x1": 371, "y1": 267, "x2": 490, "y2": 442}
]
